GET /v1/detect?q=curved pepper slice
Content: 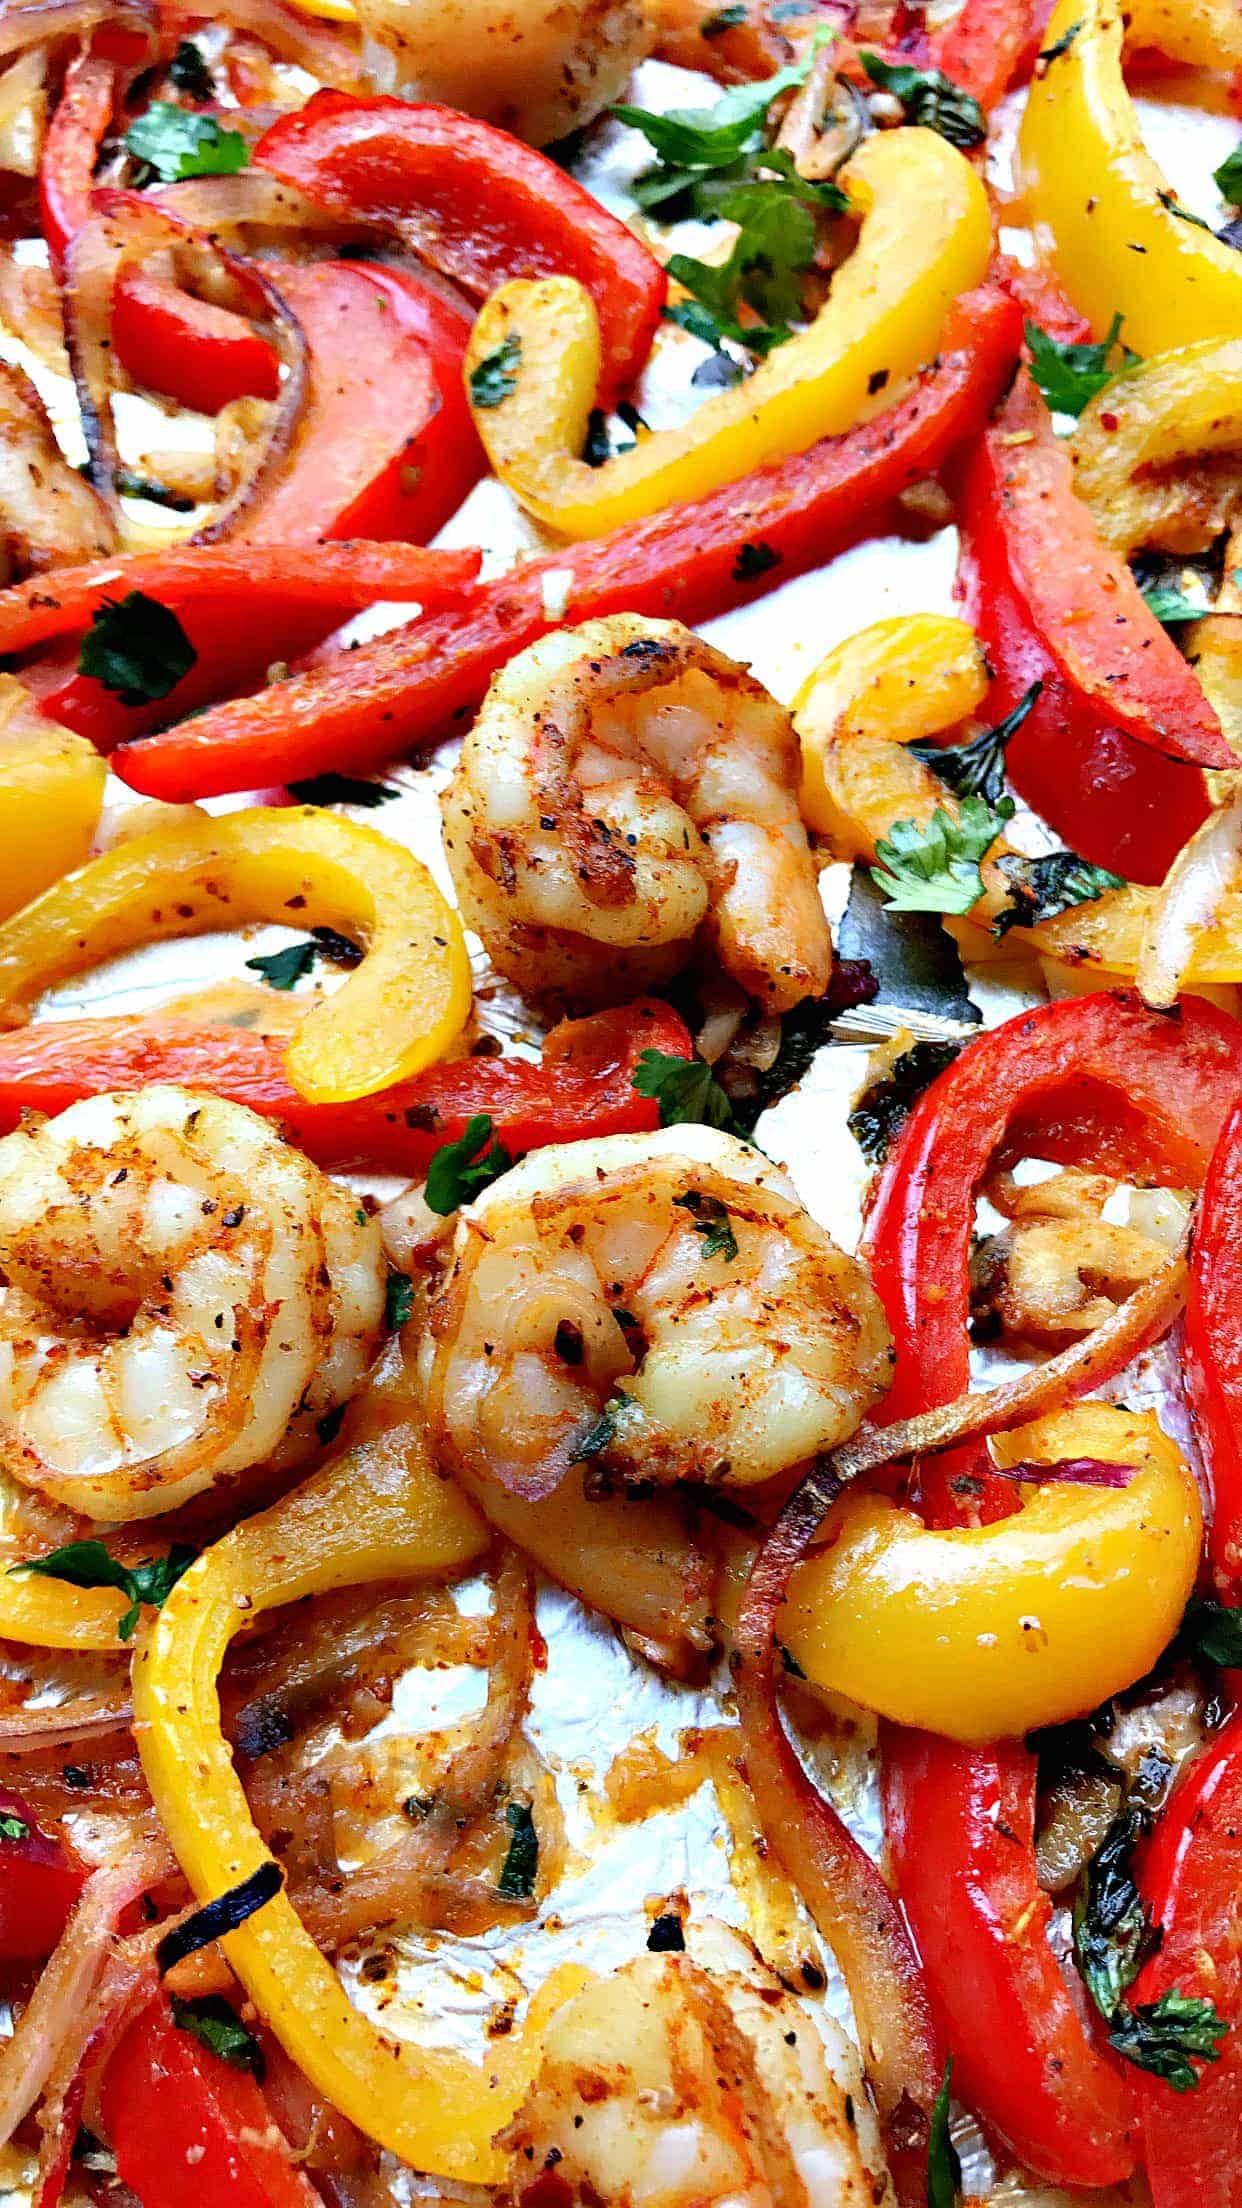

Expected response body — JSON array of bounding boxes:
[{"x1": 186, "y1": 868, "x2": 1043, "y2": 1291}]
[
  {"x1": 0, "y1": 999, "x2": 692, "y2": 1169},
  {"x1": 1020, "y1": 0, "x2": 1242, "y2": 351},
  {"x1": 1185, "y1": 1095, "x2": 1242, "y2": 1600},
  {"x1": 464, "y1": 127, "x2": 991, "y2": 538},
  {"x1": 782, "y1": 1403, "x2": 1201, "y2": 1740},
  {"x1": 1132, "y1": 1711, "x2": 1242, "y2": 2208},
  {"x1": 0, "y1": 808, "x2": 471, "y2": 1104},
  {"x1": 254, "y1": 92, "x2": 666, "y2": 408},
  {"x1": 1072, "y1": 335, "x2": 1242, "y2": 556},
  {"x1": 113, "y1": 285, "x2": 1020, "y2": 800},
  {"x1": 0, "y1": 677, "x2": 105, "y2": 923},
  {"x1": 131, "y1": 1368, "x2": 546, "y2": 2182}
]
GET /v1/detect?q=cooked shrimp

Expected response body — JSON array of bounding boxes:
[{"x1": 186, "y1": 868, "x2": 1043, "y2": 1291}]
[
  {"x1": 353, "y1": 0, "x2": 653, "y2": 144},
  {"x1": 501, "y1": 1917, "x2": 896, "y2": 2207},
  {"x1": 441, "y1": 616, "x2": 833, "y2": 1012},
  {"x1": 0, "y1": 1087, "x2": 385, "y2": 1520},
  {"x1": 419, "y1": 1126, "x2": 892, "y2": 1499}
]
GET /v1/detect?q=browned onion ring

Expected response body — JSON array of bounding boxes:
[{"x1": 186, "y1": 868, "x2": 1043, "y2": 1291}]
[
  {"x1": 733, "y1": 1232, "x2": 1188, "y2": 2204},
  {"x1": 207, "y1": 0, "x2": 367, "y2": 91},
  {"x1": 63, "y1": 189, "x2": 309, "y2": 542}
]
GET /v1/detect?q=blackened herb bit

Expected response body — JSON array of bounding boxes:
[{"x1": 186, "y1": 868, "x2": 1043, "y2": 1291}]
[
  {"x1": 848, "y1": 1040, "x2": 963, "y2": 1164},
  {"x1": 497, "y1": 1800, "x2": 539, "y2": 1899},
  {"x1": 157, "y1": 1861, "x2": 284, "y2": 1974},
  {"x1": 732, "y1": 539, "x2": 782, "y2": 583},
  {"x1": 647, "y1": 1912, "x2": 686, "y2": 1951}
]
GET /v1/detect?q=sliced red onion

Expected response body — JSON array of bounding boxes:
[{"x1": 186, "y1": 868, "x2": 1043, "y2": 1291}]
[
  {"x1": 1137, "y1": 781, "x2": 1242, "y2": 1011},
  {"x1": 992, "y1": 1456, "x2": 1133, "y2": 1489}
]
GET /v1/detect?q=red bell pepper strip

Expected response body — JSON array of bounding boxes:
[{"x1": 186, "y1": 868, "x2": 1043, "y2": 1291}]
[
  {"x1": 111, "y1": 264, "x2": 283, "y2": 416},
  {"x1": 1130, "y1": 1713, "x2": 1242, "y2": 2208},
  {"x1": 885, "y1": 1736, "x2": 1137, "y2": 2188},
  {"x1": 869, "y1": 991, "x2": 1242, "y2": 2189},
  {"x1": 39, "y1": 43, "x2": 115, "y2": 275},
  {"x1": 963, "y1": 374, "x2": 1229, "y2": 771},
  {"x1": 101, "y1": 1991, "x2": 317, "y2": 2208},
  {"x1": 958, "y1": 378, "x2": 1211, "y2": 885},
  {"x1": 1184, "y1": 1095, "x2": 1242, "y2": 1600},
  {"x1": 0, "y1": 1000, "x2": 692, "y2": 1171},
  {"x1": 0, "y1": 1787, "x2": 85, "y2": 1962},
  {"x1": 12, "y1": 542, "x2": 480, "y2": 751},
  {"x1": 115, "y1": 282, "x2": 1021, "y2": 799},
  {"x1": 242, "y1": 260, "x2": 484, "y2": 544},
  {"x1": 253, "y1": 91, "x2": 668, "y2": 408}
]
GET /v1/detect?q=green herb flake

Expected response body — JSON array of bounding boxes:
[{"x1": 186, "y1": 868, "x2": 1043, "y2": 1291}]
[
  {"x1": 385, "y1": 1272, "x2": 415, "y2": 1331},
  {"x1": 497, "y1": 1800, "x2": 539, "y2": 1899},
  {"x1": 702, "y1": 4, "x2": 747, "y2": 32},
  {"x1": 168, "y1": 39, "x2": 215, "y2": 100},
  {"x1": 171, "y1": 1995, "x2": 264, "y2": 2076},
  {"x1": 673, "y1": 1189, "x2": 739, "y2": 1261},
  {"x1": 10, "y1": 1539, "x2": 197, "y2": 1642},
  {"x1": 288, "y1": 772, "x2": 399, "y2": 808},
  {"x1": 1109, "y1": 1988, "x2": 1229, "y2": 2091},
  {"x1": 733, "y1": 539, "x2": 782, "y2": 582},
  {"x1": 1184, "y1": 1596, "x2": 1242, "y2": 1668},
  {"x1": 1141, "y1": 581, "x2": 1210, "y2": 627},
  {"x1": 993, "y1": 850, "x2": 1124, "y2": 936},
  {"x1": 1157, "y1": 188, "x2": 1212, "y2": 233},
  {"x1": 632, "y1": 1049, "x2": 741, "y2": 1133},
  {"x1": 911, "y1": 681, "x2": 1043, "y2": 808},
  {"x1": 1215, "y1": 143, "x2": 1242, "y2": 208},
  {"x1": 1037, "y1": 16, "x2": 1082, "y2": 59},
  {"x1": 125, "y1": 102, "x2": 247, "y2": 184},
  {"x1": 871, "y1": 794, "x2": 1012, "y2": 916},
  {"x1": 1072, "y1": 1812, "x2": 1159, "y2": 2021},
  {"x1": 848, "y1": 1041, "x2": 962, "y2": 1164},
  {"x1": 113, "y1": 469, "x2": 195, "y2": 514},
  {"x1": 469, "y1": 335, "x2": 522, "y2": 409},
  {"x1": 244, "y1": 940, "x2": 318, "y2": 992},
  {"x1": 424, "y1": 1114, "x2": 513, "y2": 1215},
  {"x1": 78, "y1": 591, "x2": 196, "y2": 706},
  {"x1": 1025, "y1": 311, "x2": 1135, "y2": 416},
  {"x1": 859, "y1": 53, "x2": 985, "y2": 148},
  {"x1": 927, "y1": 2061, "x2": 962, "y2": 2208},
  {"x1": 0, "y1": 1813, "x2": 29, "y2": 1842}
]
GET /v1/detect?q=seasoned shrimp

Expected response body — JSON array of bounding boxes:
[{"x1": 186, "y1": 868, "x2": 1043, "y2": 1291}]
[
  {"x1": 441, "y1": 617, "x2": 833, "y2": 1011},
  {"x1": 354, "y1": 0, "x2": 653, "y2": 143},
  {"x1": 419, "y1": 1127, "x2": 892, "y2": 1498},
  {"x1": 501, "y1": 1917, "x2": 896, "y2": 2207},
  {"x1": 0, "y1": 1087, "x2": 385, "y2": 1520}
]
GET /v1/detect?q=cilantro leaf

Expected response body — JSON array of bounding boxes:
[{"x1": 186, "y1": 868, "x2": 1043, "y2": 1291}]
[
  {"x1": 613, "y1": 39, "x2": 829, "y2": 171},
  {"x1": 244, "y1": 940, "x2": 317, "y2": 992},
  {"x1": 1037, "y1": 17, "x2": 1082, "y2": 60},
  {"x1": 498, "y1": 1800, "x2": 539, "y2": 1898},
  {"x1": 992, "y1": 850, "x2": 1124, "y2": 936},
  {"x1": 424, "y1": 1114, "x2": 513, "y2": 1215},
  {"x1": 871, "y1": 795, "x2": 1011, "y2": 916},
  {"x1": 78, "y1": 591, "x2": 196, "y2": 706},
  {"x1": 1216, "y1": 143, "x2": 1242, "y2": 208},
  {"x1": 126, "y1": 103, "x2": 247, "y2": 184},
  {"x1": 168, "y1": 38, "x2": 215, "y2": 100},
  {"x1": 632, "y1": 1048, "x2": 740, "y2": 1132},
  {"x1": 911, "y1": 681, "x2": 1042, "y2": 808},
  {"x1": 848, "y1": 1040, "x2": 962, "y2": 1163},
  {"x1": 1072, "y1": 1812, "x2": 1159, "y2": 2021},
  {"x1": 288, "y1": 772, "x2": 399, "y2": 808},
  {"x1": 1141, "y1": 581, "x2": 1210, "y2": 626},
  {"x1": 10, "y1": 1539, "x2": 197, "y2": 1642},
  {"x1": 927, "y1": 2062, "x2": 961, "y2": 2208},
  {"x1": 0, "y1": 1813, "x2": 29, "y2": 1841},
  {"x1": 673, "y1": 1189, "x2": 739, "y2": 1260},
  {"x1": 385, "y1": 1272, "x2": 414, "y2": 1330},
  {"x1": 1184, "y1": 1597, "x2": 1242, "y2": 1668},
  {"x1": 1025, "y1": 311, "x2": 1135, "y2": 415},
  {"x1": 469, "y1": 335, "x2": 521, "y2": 409},
  {"x1": 1109, "y1": 1989, "x2": 1229, "y2": 2091},
  {"x1": 859, "y1": 54, "x2": 985, "y2": 148},
  {"x1": 171, "y1": 1995, "x2": 264, "y2": 2077}
]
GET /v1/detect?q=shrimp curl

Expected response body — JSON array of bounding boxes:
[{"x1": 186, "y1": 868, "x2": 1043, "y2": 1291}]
[
  {"x1": 0, "y1": 1086, "x2": 386, "y2": 1520},
  {"x1": 441, "y1": 616, "x2": 833, "y2": 1011},
  {"x1": 419, "y1": 1127, "x2": 892, "y2": 1500}
]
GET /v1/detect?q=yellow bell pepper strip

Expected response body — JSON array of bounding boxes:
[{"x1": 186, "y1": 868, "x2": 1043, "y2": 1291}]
[
  {"x1": 0, "y1": 807, "x2": 471, "y2": 1104},
  {"x1": 131, "y1": 1353, "x2": 567, "y2": 2183},
  {"x1": 1124, "y1": 0, "x2": 1242, "y2": 69},
  {"x1": 779, "y1": 1403, "x2": 1201, "y2": 1742},
  {"x1": 0, "y1": 1512, "x2": 137, "y2": 1650},
  {"x1": 1020, "y1": 0, "x2": 1242, "y2": 352},
  {"x1": 0, "y1": 677, "x2": 105, "y2": 924},
  {"x1": 1071, "y1": 336, "x2": 1242, "y2": 555},
  {"x1": 464, "y1": 126, "x2": 991, "y2": 540}
]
